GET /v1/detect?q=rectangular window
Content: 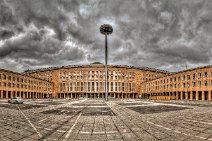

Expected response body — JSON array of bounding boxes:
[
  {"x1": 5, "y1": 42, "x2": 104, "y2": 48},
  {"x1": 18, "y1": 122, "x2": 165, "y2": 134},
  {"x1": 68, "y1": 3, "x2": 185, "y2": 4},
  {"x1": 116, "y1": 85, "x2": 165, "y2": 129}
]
[
  {"x1": 204, "y1": 81, "x2": 208, "y2": 86},
  {"x1": 92, "y1": 82, "x2": 94, "y2": 91},
  {"x1": 198, "y1": 73, "x2": 202, "y2": 79},
  {"x1": 83, "y1": 82, "x2": 86, "y2": 91},
  {"x1": 183, "y1": 75, "x2": 186, "y2": 81},
  {"x1": 81, "y1": 82, "x2": 83, "y2": 91},
  {"x1": 204, "y1": 72, "x2": 208, "y2": 78},
  {"x1": 111, "y1": 82, "x2": 113, "y2": 91},
  {"x1": 70, "y1": 83, "x2": 72, "y2": 91},
  {"x1": 96, "y1": 82, "x2": 98, "y2": 91},
  {"x1": 88, "y1": 82, "x2": 90, "y2": 91},
  {"x1": 183, "y1": 83, "x2": 186, "y2": 88},
  {"x1": 8, "y1": 76, "x2": 11, "y2": 80},
  {"x1": 99, "y1": 82, "x2": 102, "y2": 91},
  {"x1": 187, "y1": 75, "x2": 190, "y2": 80}
]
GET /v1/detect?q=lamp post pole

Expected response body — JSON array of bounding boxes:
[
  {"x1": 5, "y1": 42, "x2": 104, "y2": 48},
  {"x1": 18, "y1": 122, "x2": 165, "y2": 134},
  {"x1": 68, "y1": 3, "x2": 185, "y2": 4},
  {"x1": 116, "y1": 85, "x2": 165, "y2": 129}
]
[
  {"x1": 105, "y1": 34, "x2": 108, "y2": 101},
  {"x1": 100, "y1": 24, "x2": 113, "y2": 101}
]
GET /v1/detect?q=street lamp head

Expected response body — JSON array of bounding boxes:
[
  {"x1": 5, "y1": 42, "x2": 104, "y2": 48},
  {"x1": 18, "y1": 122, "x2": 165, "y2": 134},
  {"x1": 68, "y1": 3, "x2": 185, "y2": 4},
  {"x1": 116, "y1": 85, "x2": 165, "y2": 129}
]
[{"x1": 100, "y1": 24, "x2": 113, "y2": 35}]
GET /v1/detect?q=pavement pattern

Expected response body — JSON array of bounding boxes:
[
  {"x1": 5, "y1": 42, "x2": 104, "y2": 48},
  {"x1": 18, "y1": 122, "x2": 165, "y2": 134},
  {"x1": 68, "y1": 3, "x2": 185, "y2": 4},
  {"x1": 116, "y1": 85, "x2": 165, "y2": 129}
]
[{"x1": 0, "y1": 99, "x2": 212, "y2": 141}]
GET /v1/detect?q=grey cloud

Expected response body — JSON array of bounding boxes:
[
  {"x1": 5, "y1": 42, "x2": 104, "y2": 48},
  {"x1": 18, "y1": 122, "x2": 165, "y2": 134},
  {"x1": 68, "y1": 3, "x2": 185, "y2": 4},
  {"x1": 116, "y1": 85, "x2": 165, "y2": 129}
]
[{"x1": 0, "y1": 0, "x2": 212, "y2": 72}]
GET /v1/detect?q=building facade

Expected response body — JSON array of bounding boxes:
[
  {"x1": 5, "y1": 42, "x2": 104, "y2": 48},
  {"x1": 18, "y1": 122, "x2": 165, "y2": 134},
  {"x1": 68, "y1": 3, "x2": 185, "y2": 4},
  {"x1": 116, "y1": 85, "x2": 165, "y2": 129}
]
[
  {"x1": 142, "y1": 66, "x2": 212, "y2": 101},
  {"x1": 24, "y1": 63, "x2": 168, "y2": 99},
  {"x1": 0, "y1": 69, "x2": 52, "y2": 99},
  {"x1": 1, "y1": 63, "x2": 212, "y2": 101}
]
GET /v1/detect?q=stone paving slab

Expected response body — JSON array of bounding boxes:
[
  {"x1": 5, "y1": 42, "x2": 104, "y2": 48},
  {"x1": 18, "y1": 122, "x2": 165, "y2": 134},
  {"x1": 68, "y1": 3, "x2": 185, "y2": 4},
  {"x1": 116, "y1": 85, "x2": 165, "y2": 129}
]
[{"x1": 0, "y1": 99, "x2": 212, "y2": 140}]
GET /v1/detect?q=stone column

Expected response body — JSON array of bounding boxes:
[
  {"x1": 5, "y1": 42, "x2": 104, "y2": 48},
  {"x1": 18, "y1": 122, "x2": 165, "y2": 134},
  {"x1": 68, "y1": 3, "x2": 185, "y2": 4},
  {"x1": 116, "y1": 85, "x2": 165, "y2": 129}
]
[
  {"x1": 6, "y1": 91, "x2": 8, "y2": 99},
  {"x1": 209, "y1": 91, "x2": 211, "y2": 101},
  {"x1": 0, "y1": 90, "x2": 2, "y2": 99},
  {"x1": 180, "y1": 92, "x2": 183, "y2": 100},
  {"x1": 176, "y1": 92, "x2": 179, "y2": 100},
  {"x1": 185, "y1": 92, "x2": 188, "y2": 100},
  {"x1": 196, "y1": 91, "x2": 199, "y2": 100},
  {"x1": 202, "y1": 91, "x2": 205, "y2": 101},
  {"x1": 190, "y1": 92, "x2": 193, "y2": 101}
]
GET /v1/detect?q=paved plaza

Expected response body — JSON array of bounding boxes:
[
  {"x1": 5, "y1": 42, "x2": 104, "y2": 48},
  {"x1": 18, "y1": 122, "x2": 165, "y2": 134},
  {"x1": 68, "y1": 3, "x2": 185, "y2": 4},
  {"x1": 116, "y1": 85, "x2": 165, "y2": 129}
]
[{"x1": 0, "y1": 99, "x2": 212, "y2": 141}]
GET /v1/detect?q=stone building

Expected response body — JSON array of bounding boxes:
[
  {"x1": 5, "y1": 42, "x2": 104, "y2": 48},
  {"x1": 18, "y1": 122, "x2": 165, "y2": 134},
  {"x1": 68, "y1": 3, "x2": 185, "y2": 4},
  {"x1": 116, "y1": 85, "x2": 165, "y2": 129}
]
[
  {"x1": 0, "y1": 69, "x2": 52, "y2": 99},
  {"x1": 142, "y1": 65, "x2": 212, "y2": 101},
  {"x1": 1, "y1": 62, "x2": 212, "y2": 101},
  {"x1": 24, "y1": 63, "x2": 168, "y2": 99}
]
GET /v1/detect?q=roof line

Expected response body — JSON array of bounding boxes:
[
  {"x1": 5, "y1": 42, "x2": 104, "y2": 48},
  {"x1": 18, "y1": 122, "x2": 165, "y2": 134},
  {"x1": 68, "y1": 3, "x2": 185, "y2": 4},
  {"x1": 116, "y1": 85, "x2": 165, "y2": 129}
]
[
  {"x1": 143, "y1": 64, "x2": 212, "y2": 83},
  {"x1": 0, "y1": 68, "x2": 51, "y2": 83},
  {"x1": 23, "y1": 64, "x2": 171, "y2": 74}
]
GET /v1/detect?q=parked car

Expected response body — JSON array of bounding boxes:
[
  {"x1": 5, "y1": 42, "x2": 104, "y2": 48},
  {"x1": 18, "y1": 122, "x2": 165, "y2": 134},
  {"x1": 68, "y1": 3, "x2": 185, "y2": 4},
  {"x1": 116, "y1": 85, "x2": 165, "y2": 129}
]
[{"x1": 8, "y1": 97, "x2": 23, "y2": 104}]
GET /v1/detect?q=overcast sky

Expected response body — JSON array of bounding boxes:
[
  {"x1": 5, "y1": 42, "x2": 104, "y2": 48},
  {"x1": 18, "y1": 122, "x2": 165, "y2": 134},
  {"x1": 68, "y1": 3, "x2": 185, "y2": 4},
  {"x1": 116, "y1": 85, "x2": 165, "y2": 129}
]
[{"x1": 0, "y1": 0, "x2": 212, "y2": 72}]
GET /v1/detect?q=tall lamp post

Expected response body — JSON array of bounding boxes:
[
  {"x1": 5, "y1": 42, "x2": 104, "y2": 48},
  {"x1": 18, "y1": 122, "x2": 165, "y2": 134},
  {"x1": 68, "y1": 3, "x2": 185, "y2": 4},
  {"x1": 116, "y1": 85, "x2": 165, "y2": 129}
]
[{"x1": 100, "y1": 24, "x2": 113, "y2": 101}]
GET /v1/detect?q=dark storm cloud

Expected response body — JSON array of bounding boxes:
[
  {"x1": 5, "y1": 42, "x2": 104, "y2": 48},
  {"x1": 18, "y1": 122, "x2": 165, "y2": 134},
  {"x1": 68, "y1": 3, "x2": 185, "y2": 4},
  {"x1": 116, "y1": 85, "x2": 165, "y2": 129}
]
[{"x1": 0, "y1": 0, "x2": 212, "y2": 72}]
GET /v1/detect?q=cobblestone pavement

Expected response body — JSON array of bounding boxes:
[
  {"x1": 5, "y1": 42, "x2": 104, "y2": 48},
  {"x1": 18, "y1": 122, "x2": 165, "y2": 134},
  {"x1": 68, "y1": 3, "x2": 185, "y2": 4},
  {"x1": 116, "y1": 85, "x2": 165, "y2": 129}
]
[{"x1": 0, "y1": 99, "x2": 212, "y2": 141}]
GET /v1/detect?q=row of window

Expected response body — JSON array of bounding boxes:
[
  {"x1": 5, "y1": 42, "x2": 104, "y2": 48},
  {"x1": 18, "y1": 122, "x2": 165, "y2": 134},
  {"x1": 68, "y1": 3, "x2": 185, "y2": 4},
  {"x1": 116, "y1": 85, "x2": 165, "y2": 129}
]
[
  {"x1": 145, "y1": 80, "x2": 212, "y2": 92},
  {"x1": 59, "y1": 82, "x2": 136, "y2": 92},
  {"x1": 142, "y1": 72, "x2": 163, "y2": 81},
  {"x1": 0, "y1": 73, "x2": 48, "y2": 85},
  {"x1": 60, "y1": 71, "x2": 135, "y2": 76},
  {"x1": 60, "y1": 75, "x2": 135, "y2": 80},
  {"x1": 0, "y1": 82, "x2": 51, "y2": 91},
  {"x1": 154, "y1": 72, "x2": 211, "y2": 85}
]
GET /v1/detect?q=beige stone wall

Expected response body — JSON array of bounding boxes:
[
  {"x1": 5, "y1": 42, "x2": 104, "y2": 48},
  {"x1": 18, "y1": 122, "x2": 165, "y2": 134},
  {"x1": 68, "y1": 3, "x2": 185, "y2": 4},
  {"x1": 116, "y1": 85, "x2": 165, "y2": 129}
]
[
  {"x1": 142, "y1": 67, "x2": 212, "y2": 101},
  {"x1": 26, "y1": 65, "x2": 168, "y2": 98},
  {"x1": 0, "y1": 69, "x2": 52, "y2": 99}
]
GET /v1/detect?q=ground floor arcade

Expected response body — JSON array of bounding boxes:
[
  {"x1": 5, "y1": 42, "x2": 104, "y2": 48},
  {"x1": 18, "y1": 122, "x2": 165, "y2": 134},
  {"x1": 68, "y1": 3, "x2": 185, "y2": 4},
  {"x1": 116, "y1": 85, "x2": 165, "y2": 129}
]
[
  {"x1": 57, "y1": 93, "x2": 138, "y2": 99},
  {"x1": 144, "y1": 91, "x2": 212, "y2": 101},
  {"x1": 0, "y1": 90, "x2": 52, "y2": 99}
]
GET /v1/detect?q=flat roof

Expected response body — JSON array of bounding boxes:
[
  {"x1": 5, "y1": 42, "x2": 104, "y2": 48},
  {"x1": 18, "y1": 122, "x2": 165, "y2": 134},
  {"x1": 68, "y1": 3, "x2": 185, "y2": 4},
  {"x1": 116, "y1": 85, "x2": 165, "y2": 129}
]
[
  {"x1": 143, "y1": 65, "x2": 212, "y2": 83},
  {"x1": 0, "y1": 68, "x2": 52, "y2": 83},
  {"x1": 23, "y1": 64, "x2": 171, "y2": 74}
]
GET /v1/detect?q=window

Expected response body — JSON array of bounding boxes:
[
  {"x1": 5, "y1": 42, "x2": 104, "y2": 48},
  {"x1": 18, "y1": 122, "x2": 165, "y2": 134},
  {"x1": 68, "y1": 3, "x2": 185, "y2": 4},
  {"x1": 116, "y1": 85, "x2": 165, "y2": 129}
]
[
  {"x1": 187, "y1": 75, "x2": 190, "y2": 80},
  {"x1": 182, "y1": 75, "x2": 186, "y2": 81},
  {"x1": 204, "y1": 81, "x2": 208, "y2": 86},
  {"x1": 3, "y1": 75, "x2": 6, "y2": 80},
  {"x1": 204, "y1": 72, "x2": 208, "y2": 78},
  {"x1": 192, "y1": 82, "x2": 196, "y2": 87},
  {"x1": 8, "y1": 76, "x2": 11, "y2": 80},
  {"x1": 187, "y1": 83, "x2": 190, "y2": 88},
  {"x1": 193, "y1": 74, "x2": 196, "y2": 80},
  {"x1": 198, "y1": 73, "x2": 202, "y2": 79},
  {"x1": 111, "y1": 82, "x2": 113, "y2": 91},
  {"x1": 8, "y1": 83, "x2": 11, "y2": 87},
  {"x1": 183, "y1": 83, "x2": 186, "y2": 88}
]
